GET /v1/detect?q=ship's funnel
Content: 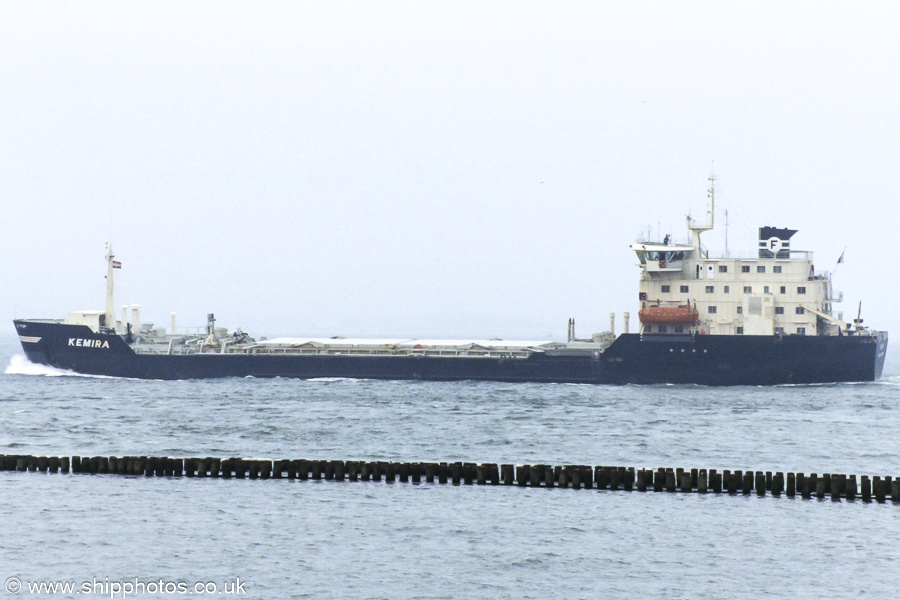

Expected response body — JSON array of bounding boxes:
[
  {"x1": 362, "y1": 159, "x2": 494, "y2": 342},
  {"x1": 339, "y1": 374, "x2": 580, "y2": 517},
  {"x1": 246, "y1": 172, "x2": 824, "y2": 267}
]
[{"x1": 758, "y1": 227, "x2": 797, "y2": 259}]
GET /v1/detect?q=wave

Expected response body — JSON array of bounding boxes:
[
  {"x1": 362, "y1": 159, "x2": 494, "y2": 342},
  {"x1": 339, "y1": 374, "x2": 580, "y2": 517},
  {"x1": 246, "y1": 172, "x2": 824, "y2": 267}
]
[
  {"x1": 3, "y1": 355, "x2": 119, "y2": 379},
  {"x1": 5, "y1": 354, "x2": 73, "y2": 377},
  {"x1": 876, "y1": 374, "x2": 900, "y2": 386}
]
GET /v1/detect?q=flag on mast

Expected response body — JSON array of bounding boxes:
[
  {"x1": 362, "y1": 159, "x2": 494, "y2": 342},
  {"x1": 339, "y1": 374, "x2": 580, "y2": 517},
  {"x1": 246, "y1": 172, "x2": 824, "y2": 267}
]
[
  {"x1": 113, "y1": 261, "x2": 122, "y2": 269},
  {"x1": 837, "y1": 250, "x2": 845, "y2": 264}
]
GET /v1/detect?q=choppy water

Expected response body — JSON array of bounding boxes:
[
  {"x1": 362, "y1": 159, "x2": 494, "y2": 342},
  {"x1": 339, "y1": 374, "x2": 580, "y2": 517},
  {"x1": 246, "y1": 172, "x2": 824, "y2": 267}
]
[{"x1": 2, "y1": 335, "x2": 899, "y2": 598}]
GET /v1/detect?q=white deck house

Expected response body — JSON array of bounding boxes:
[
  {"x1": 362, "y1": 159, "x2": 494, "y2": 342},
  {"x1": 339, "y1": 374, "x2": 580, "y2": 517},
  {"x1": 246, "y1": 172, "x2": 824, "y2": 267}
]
[{"x1": 631, "y1": 182, "x2": 842, "y2": 337}]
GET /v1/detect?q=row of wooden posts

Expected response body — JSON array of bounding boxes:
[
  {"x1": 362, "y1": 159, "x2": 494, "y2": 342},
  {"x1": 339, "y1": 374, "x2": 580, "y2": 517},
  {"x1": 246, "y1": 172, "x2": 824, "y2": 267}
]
[{"x1": 2, "y1": 454, "x2": 898, "y2": 503}]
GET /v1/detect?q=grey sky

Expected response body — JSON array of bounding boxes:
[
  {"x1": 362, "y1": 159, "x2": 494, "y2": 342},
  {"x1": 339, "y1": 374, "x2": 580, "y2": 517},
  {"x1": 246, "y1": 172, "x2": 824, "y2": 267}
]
[{"x1": 2, "y1": 2, "x2": 898, "y2": 341}]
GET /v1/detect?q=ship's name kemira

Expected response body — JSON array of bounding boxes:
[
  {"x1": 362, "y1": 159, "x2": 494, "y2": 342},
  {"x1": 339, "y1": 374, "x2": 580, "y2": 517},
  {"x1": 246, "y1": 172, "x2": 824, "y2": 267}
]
[{"x1": 69, "y1": 338, "x2": 110, "y2": 349}]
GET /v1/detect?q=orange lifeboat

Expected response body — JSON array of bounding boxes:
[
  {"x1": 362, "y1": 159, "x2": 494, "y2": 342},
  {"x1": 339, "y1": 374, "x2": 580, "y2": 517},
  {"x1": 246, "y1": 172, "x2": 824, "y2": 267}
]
[{"x1": 639, "y1": 305, "x2": 699, "y2": 325}]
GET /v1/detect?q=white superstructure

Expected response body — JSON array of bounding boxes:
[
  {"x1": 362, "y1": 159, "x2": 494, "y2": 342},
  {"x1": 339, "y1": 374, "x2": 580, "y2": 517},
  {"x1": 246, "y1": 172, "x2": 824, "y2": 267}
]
[{"x1": 631, "y1": 178, "x2": 846, "y2": 337}]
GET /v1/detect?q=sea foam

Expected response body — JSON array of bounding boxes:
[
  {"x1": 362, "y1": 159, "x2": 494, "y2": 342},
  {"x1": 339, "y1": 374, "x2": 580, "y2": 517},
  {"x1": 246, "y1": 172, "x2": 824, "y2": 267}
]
[{"x1": 4, "y1": 354, "x2": 73, "y2": 376}]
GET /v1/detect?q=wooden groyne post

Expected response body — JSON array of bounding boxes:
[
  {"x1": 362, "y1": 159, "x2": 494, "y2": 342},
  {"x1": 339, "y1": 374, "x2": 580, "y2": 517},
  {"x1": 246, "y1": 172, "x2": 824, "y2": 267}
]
[{"x1": 2, "y1": 454, "x2": 895, "y2": 506}]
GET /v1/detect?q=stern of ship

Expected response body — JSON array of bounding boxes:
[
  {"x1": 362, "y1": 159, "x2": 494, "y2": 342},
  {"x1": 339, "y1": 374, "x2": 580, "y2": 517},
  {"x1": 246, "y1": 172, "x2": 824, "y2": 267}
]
[{"x1": 873, "y1": 330, "x2": 889, "y2": 380}]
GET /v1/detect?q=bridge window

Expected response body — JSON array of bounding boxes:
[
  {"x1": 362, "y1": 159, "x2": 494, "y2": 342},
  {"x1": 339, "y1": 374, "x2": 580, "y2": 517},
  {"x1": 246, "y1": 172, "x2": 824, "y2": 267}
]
[
  {"x1": 705, "y1": 286, "x2": 714, "y2": 293},
  {"x1": 757, "y1": 266, "x2": 766, "y2": 273},
  {"x1": 743, "y1": 286, "x2": 752, "y2": 293},
  {"x1": 718, "y1": 265, "x2": 728, "y2": 273},
  {"x1": 775, "y1": 307, "x2": 784, "y2": 315},
  {"x1": 773, "y1": 266, "x2": 783, "y2": 274},
  {"x1": 708, "y1": 305, "x2": 717, "y2": 314},
  {"x1": 661, "y1": 285, "x2": 670, "y2": 293},
  {"x1": 795, "y1": 307, "x2": 805, "y2": 315},
  {"x1": 797, "y1": 327, "x2": 806, "y2": 335},
  {"x1": 741, "y1": 265, "x2": 751, "y2": 273},
  {"x1": 639, "y1": 250, "x2": 688, "y2": 263},
  {"x1": 797, "y1": 286, "x2": 807, "y2": 294},
  {"x1": 680, "y1": 285, "x2": 689, "y2": 293}
]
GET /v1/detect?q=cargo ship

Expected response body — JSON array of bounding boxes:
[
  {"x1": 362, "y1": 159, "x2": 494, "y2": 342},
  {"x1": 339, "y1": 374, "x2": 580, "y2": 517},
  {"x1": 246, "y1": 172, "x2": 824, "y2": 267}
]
[{"x1": 13, "y1": 180, "x2": 888, "y2": 384}]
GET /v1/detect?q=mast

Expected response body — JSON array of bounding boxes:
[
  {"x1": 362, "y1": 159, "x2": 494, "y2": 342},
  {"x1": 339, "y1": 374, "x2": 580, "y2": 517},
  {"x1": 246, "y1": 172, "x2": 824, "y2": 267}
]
[
  {"x1": 104, "y1": 245, "x2": 117, "y2": 331},
  {"x1": 724, "y1": 208, "x2": 729, "y2": 257},
  {"x1": 686, "y1": 174, "x2": 716, "y2": 251}
]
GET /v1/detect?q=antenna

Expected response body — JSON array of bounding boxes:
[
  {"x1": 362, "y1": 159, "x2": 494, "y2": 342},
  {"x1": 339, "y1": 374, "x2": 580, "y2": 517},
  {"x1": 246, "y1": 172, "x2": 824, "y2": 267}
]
[{"x1": 724, "y1": 209, "x2": 729, "y2": 257}]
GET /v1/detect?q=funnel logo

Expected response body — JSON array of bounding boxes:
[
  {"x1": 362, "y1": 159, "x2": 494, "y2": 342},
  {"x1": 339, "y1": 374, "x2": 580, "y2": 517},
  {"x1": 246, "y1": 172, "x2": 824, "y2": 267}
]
[{"x1": 766, "y1": 237, "x2": 783, "y2": 255}]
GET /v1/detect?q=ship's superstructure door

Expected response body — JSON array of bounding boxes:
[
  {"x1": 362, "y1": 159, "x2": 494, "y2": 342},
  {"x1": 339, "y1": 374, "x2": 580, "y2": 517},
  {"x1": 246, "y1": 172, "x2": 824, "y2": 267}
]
[{"x1": 742, "y1": 295, "x2": 775, "y2": 335}]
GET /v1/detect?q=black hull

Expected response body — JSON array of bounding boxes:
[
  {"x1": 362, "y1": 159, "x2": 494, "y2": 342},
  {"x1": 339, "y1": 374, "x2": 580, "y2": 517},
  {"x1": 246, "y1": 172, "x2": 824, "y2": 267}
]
[{"x1": 13, "y1": 320, "x2": 888, "y2": 385}]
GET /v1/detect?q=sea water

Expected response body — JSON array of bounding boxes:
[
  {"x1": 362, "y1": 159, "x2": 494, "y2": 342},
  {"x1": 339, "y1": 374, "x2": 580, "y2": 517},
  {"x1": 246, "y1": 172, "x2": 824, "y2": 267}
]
[{"x1": 1, "y1": 334, "x2": 898, "y2": 599}]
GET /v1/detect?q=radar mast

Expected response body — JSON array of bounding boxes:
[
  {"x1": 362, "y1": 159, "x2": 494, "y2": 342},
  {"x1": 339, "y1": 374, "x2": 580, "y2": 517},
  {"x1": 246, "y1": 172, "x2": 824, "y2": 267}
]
[{"x1": 687, "y1": 174, "x2": 716, "y2": 252}]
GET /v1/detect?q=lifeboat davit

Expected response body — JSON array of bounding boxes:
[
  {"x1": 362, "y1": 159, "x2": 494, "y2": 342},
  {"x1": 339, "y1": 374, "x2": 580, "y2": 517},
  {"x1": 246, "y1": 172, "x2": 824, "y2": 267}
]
[{"x1": 639, "y1": 305, "x2": 699, "y2": 325}]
